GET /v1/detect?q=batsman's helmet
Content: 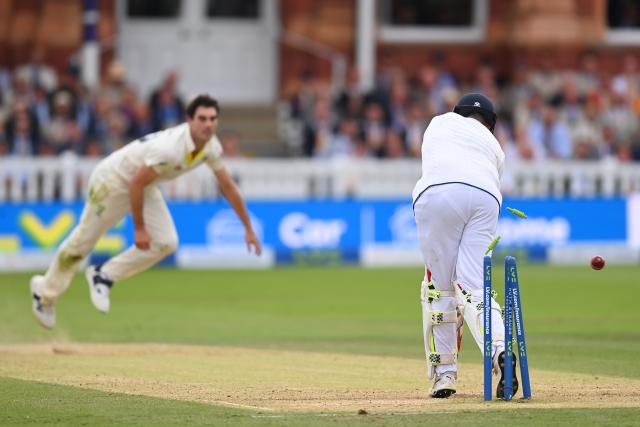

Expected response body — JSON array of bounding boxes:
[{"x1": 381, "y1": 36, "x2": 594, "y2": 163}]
[{"x1": 453, "y1": 93, "x2": 497, "y2": 132}]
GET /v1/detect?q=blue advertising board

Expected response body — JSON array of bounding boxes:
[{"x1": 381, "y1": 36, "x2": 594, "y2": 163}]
[{"x1": 0, "y1": 197, "x2": 630, "y2": 267}]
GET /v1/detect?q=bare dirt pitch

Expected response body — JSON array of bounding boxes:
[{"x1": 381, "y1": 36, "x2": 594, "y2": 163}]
[{"x1": 1, "y1": 343, "x2": 639, "y2": 413}]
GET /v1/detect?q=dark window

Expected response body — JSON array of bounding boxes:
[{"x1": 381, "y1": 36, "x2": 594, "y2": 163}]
[
  {"x1": 382, "y1": 0, "x2": 473, "y2": 27},
  {"x1": 206, "y1": 0, "x2": 259, "y2": 19},
  {"x1": 127, "y1": 0, "x2": 181, "y2": 18},
  {"x1": 608, "y1": 0, "x2": 640, "y2": 28}
]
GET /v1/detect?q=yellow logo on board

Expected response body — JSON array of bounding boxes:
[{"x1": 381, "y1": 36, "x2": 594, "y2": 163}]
[
  {"x1": 8, "y1": 211, "x2": 126, "y2": 254},
  {"x1": 19, "y1": 211, "x2": 75, "y2": 249}
]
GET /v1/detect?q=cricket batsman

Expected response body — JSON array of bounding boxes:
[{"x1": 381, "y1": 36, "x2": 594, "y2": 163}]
[
  {"x1": 412, "y1": 93, "x2": 517, "y2": 398},
  {"x1": 30, "y1": 94, "x2": 262, "y2": 329}
]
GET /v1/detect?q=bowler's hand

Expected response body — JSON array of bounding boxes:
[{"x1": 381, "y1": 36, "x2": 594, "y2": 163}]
[
  {"x1": 245, "y1": 230, "x2": 262, "y2": 256},
  {"x1": 134, "y1": 228, "x2": 151, "y2": 250}
]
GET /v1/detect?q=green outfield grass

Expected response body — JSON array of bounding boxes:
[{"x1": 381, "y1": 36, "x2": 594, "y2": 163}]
[
  {"x1": 3, "y1": 376, "x2": 640, "y2": 427},
  {"x1": 4, "y1": 376, "x2": 640, "y2": 427},
  {"x1": 1, "y1": 264, "x2": 639, "y2": 426}
]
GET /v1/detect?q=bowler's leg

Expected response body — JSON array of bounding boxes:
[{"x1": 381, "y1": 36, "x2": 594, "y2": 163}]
[
  {"x1": 39, "y1": 196, "x2": 128, "y2": 302},
  {"x1": 31, "y1": 187, "x2": 128, "y2": 328},
  {"x1": 100, "y1": 187, "x2": 178, "y2": 282}
]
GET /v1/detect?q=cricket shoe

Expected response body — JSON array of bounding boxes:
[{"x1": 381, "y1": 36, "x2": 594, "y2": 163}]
[
  {"x1": 495, "y1": 350, "x2": 518, "y2": 399},
  {"x1": 430, "y1": 371, "x2": 457, "y2": 398},
  {"x1": 30, "y1": 275, "x2": 55, "y2": 329},
  {"x1": 86, "y1": 265, "x2": 113, "y2": 313}
]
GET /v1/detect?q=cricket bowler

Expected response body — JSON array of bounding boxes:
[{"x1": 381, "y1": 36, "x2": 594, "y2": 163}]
[{"x1": 30, "y1": 94, "x2": 262, "y2": 329}]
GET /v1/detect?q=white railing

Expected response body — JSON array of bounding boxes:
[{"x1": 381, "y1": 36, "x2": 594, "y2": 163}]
[{"x1": 1, "y1": 156, "x2": 640, "y2": 202}]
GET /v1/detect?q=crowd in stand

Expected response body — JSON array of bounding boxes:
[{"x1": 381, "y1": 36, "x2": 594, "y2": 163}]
[
  {"x1": 0, "y1": 56, "x2": 189, "y2": 157},
  {"x1": 290, "y1": 53, "x2": 640, "y2": 162},
  {"x1": 0, "y1": 56, "x2": 246, "y2": 159},
  {"x1": 1, "y1": 52, "x2": 640, "y2": 162}
]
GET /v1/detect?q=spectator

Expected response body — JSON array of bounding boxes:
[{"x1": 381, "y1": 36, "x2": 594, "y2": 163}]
[
  {"x1": 494, "y1": 120, "x2": 519, "y2": 194},
  {"x1": 149, "y1": 71, "x2": 184, "y2": 131},
  {"x1": 374, "y1": 49, "x2": 400, "y2": 95},
  {"x1": 405, "y1": 100, "x2": 428, "y2": 157},
  {"x1": 441, "y1": 87, "x2": 459, "y2": 114},
  {"x1": 612, "y1": 54, "x2": 639, "y2": 109},
  {"x1": 387, "y1": 76, "x2": 410, "y2": 132},
  {"x1": 602, "y1": 83, "x2": 638, "y2": 144},
  {"x1": 4, "y1": 99, "x2": 42, "y2": 156},
  {"x1": 290, "y1": 69, "x2": 320, "y2": 122},
  {"x1": 50, "y1": 65, "x2": 81, "y2": 118},
  {"x1": 0, "y1": 66, "x2": 11, "y2": 105},
  {"x1": 44, "y1": 92, "x2": 83, "y2": 155},
  {"x1": 529, "y1": 57, "x2": 563, "y2": 102},
  {"x1": 528, "y1": 101, "x2": 573, "y2": 159},
  {"x1": 512, "y1": 124, "x2": 536, "y2": 161},
  {"x1": 103, "y1": 109, "x2": 130, "y2": 153},
  {"x1": 361, "y1": 101, "x2": 387, "y2": 158},
  {"x1": 494, "y1": 119, "x2": 518, "y2": 161},
  {"x1": 473, "y1": 61, "x2": 499, "y2": 97},
  {"x1": 557, "y1": 74, "x2": 583, "y2": 128},
  {"x1": 353, "y1": 139, "x2": 370, "y2": 158},
  {"x1": 129, "y1": 101, "x2": 154, "y2": 139},
  {"x1": 31, "y1": 85, "x2": 51, "y2": 129},
  {"x1": 0, "y1": 115, "x2": 6, "y2": 155},
  {"x1": 303, "y1": 97, "x2": 333, "y2": 157},
  {"x1": 633, "y1": 139, "x2": 640, "y2": 161},
  {"x1": 83, "y1": 136, "x2": 103, "y2": 157},
  {"x1": 14, "y1": 47, "x2": 58, "y2": 92},
  {"x1": 87, "y1": 93, "x2": 112, "y2": 153},
  {"x1": 616, "y1": 143, "x2": 634, "y2": 163},
  {"x1": 320, "y1": 116, "x2": 360, "y2": 158},
  {"x1": 572, "y1": 91, "x2": 605, "y2": 158},
  {"x1": 86, "y1": 94, "x2": 129, "y2": 155},
  {"x1": 219, "y1": 130, "x2": 244, "y2": 158},
  {"x1": 572, "y1": 127, "x2": 600, "y2": 160},
  {"x1": 384, "y1": 128, "x2": 406, "y2": 158},
  {"x1": 4, "y1": 75, "x2": 32, "y2": 110},
  {"x1": 100, "y1": 61, "x2": 129, "y2": 109},
  {"x1": 414, "y1": 64, "x2": 449, "y2": 115},
  {"x1": 75, "y1": 84, "x2": 95, "y2": 138},
  {"x1": 431, "y1": 51, "x2": 457, "y2": 91},
  {"x1": 500, "y1": 62, "x2": 533, "y2": 125},
  {"x1": 334, "y1": 65, "x2": 365, "y2": 119},
  {"x1": 575, "y1": 51, "x2": 602, "y2": 96},
  {"x1": 599, "y1": 124, "x2": 619, "y2": 159},
  {"x1": 121, "y1": 86, "x2": 140, "y2": 126}
]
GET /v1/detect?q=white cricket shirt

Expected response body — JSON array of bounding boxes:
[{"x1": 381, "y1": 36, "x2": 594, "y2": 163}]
[
  {"x1": 412, "y1": 112, "x2": 505, "y2": 206},
  {"x1": 98, "y1": 123, "x2": 224, "y2": 187}
]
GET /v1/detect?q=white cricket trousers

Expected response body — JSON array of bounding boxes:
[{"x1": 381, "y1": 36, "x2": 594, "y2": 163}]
[
  {"x1": 40, "y1": 163, "x2": 178, "y2": 302},
  {"x1": 414, "y1": 183, "x2": 505, "y2": 374}
]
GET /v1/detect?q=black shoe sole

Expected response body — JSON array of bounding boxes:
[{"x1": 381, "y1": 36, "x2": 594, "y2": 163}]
[
  {"x1": 432, "y1": 389, "x2": 456, "y2": 399},
  {"x1": 496, "y1": 352, "x2": 519, "y2": 399}
]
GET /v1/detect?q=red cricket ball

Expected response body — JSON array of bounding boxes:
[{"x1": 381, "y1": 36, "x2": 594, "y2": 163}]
[{"x1": 591, "y1": 255, "x2": 605, "y2": 270}]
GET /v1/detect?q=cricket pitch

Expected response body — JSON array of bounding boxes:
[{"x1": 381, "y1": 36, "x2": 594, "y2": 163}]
[{"x1": 1, "y1": 343, "x2": 638, "y2": 413}]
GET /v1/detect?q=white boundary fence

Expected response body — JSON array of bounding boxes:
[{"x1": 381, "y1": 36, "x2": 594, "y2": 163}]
[{"x1": 2, "y1": 155, "x2": 640, "y2": 202}]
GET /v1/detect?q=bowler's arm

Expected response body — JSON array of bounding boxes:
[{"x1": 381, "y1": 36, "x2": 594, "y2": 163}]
[
  {"x1": 129, "y1": 165, "x2": 159, "y2": 249},
  {"x1": 214, "y1": 166, "x2": 262, "y2": 255}
]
